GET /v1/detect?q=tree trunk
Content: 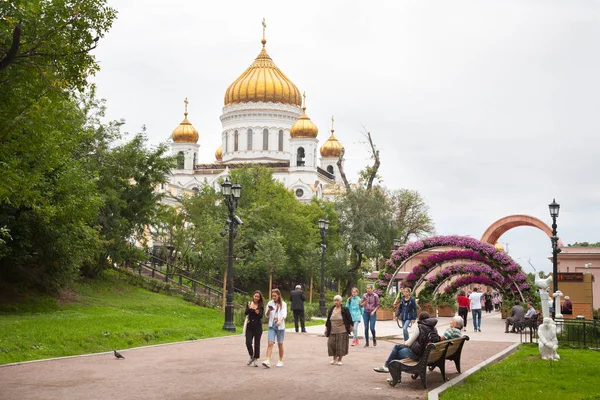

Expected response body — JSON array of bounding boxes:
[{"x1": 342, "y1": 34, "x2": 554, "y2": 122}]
[
  {"x1": 343, "y1": 248, "x2": 364, "y2": 296},
  {"x1": 336, "y1": 148, "x2": 350, "y2": 190},
  {"x1": 269, "y1": 273, "x2": 273, "y2": 294},
  {"x1": 365, "y1": 131, "x2": 381, "y2": 191},
  {"x1": 309, "y1": 269, "x2": 313, "y2": 303},
  {"x1": 337, "y1": 279, "x2": 341, "y2": 295}
]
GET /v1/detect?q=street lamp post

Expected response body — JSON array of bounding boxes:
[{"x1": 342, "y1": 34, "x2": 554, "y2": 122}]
[
  {"x1": 318, "y1": 219, "x2": 329, "y2": 317},
  {"x1": 548, "y1": 198, "x2": 561, "y2": 319},
  {"x1": 221, "y1": 177, "x2": 242, "y2": 332}
]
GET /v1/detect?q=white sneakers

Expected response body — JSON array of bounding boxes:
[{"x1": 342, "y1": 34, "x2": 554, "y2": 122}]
[
  {"x1": 276, "y1": 360, "x2": 283, "y2": 367},
  {"x1": 261, "y1": 360, "x2": 283, "y2": 368}
]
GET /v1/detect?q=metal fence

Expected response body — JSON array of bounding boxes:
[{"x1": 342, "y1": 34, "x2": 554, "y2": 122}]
[{"x1": 521, "y1": 318, "x2": 600, "y2": 350}]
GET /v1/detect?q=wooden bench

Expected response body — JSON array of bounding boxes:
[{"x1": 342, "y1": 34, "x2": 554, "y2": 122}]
[{"x1": 388, "y1": 336, "x2": 469, "y2": 389}]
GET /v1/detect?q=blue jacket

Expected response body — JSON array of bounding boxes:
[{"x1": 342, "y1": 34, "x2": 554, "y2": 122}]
[
  {"x1": 346, "y1": 295, "x2": 364, "y2": 322},
  {"x1": 396, "y1": 296, "x2": 417, "y2": 321}
]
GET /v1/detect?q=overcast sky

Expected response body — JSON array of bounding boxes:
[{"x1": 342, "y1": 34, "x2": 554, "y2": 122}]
[{"x1": 93, "y1": 0, "x2": 600, "y2": 273}]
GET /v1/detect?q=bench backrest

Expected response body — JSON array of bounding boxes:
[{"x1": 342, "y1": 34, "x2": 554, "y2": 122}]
[
  {"x1": 443, "y1": 336, "x2": 467, "y2": 358},
  {"x1": 425, "y1": 341, "x2": 451, "y2": 364}
]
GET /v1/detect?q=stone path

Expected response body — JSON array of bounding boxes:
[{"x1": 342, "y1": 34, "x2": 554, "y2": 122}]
[{"x1": 0, "y1": 311, "x2": 517, "y2": 400}]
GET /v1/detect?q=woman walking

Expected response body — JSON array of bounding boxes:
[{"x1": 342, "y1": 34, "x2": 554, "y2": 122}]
[
  {"x1": 325, "y1": 295, "x2": 353, "y2": 365},
  {"x1": 245, "y1": 290, "x2": 264, "y2": 367},
  {"x1": 484, "y1": 288, "x2": 493, "y2": 313},
  {"x1": 457, "y1": 290, "x2": 470, "y2": 332},
  {"x1": 346, "y1": 287, "x2": 363, "y2": 346},
  {"x1": 360, "y1": 284, "x2": 380, "y2": 347},
  {"x1": 262, "y1": 288, "x2": 287, "y2": 368},
  {"x1": 394, "y1": 287, "x2": 417, "y2": 341}
]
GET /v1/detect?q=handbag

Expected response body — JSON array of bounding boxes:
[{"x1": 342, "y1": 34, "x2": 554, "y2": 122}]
[{"x1": 242, "y1": 315, "x2": 248, "y2": 335}]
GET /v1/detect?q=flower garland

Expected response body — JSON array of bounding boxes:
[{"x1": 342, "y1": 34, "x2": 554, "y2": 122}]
[{"x1": 419, "y1": 263, "x2": 504, "y2": 297}]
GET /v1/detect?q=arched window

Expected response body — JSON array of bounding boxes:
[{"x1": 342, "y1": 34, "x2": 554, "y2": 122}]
[
  {"x1": 278, "y1": 130, "x2": 284, "y2": 151},
  {"x1": 297, "y1": 147, "x2": 305, "y2": 166},
  {"x1": 192, "y1": 187, "x2": 199, "y2": 194},
  {"x1": 234, "y1": 130, "x2": 239, "y2": 152},
  {"x1": 176, "y1": 151, "x2": 185, "y2": 169},
  {"x1": 327, "y1": 165, "x2": 334, "y2": 175},
  {"x1": 263, "y1": 128, "x2": 269, "y2": 150},
  {"x1": 247, "y1": 129, "x2": 253, "y2": 150}
]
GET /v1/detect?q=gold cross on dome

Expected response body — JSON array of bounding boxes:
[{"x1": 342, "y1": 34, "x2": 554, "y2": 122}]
[
  {"x1": 302, "y1": 91, "x2": 306, "y2": 108},
  {"x1": 262, "y1": 18, "x2": 267, "y2": 45},
  {"x1": 184, "y1": 97, "x2": 189, "y2": 116},
  {"x1": 331, "y1": 116, "x2": 335, "y2": 132}
]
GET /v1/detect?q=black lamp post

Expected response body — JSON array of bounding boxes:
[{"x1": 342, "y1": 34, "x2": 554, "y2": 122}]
[
  {"x1": 318, "y1": 219, "x2": 329, "y2": 317},
  {"x1": 221, "y1": 177, "x2": 242, "y2": 332},
  {"x1": 548, "y1": 198, "x2": 561, "y2": 318}
]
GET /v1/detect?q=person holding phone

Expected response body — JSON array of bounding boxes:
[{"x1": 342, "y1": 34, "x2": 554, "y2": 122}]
[
  {"x1": 245, "y1": 290, "x2": 264, "y2": 367},
  {"x1": 360, "y1": 284, "x2": 380, "y2": 347},
  {"x1": 262, "y1": 288, "x2": 287, "y2": 368}
]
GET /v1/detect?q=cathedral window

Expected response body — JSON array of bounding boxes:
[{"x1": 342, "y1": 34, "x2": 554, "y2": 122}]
[
  {"x1": 327, "y1": 165, "x2": 334, "y2": 175},
  {"x1": 247, "y1": 129, "x2": 253, "y2": 150},
  {"x1": 297, "y1": 147, "x2": 305, "y2": 166},
  {"x1": 278, "y1": 130, "x2": 284, "y2": 151},
  {"x1": 234, "y1": 130, "x2": 239, "y2": 151},
  {"x1": 176, "y1": 151, "x2": 185, "y2": 169},
  {"x1": 263, "y1": 128, "x2": 269, "y2": 150}
]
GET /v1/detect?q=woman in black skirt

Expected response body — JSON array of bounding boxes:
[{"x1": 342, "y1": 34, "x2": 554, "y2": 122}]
[
  {"x1": 245, "y1": 290, "x2": 264, "y2": 367},
  {"x1": 325, "y1": 295, "x2": 353, "y2": 365}
]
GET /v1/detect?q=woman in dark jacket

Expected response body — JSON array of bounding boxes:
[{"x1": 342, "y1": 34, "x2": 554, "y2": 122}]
[
  {"x1": 244, "y1": 290, "x2": 264, "y2": 367},
  {"x1": 325, "y1": 295, "x2": 353, "y2": 365}
]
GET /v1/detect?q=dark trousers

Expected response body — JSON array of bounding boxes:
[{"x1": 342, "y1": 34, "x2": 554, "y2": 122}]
[
  {"x1": 458, "y1": 306, "x2": 468, "y2": 329},
  {"x1": 245, "y1": 322, "x2": 262, "y2": 359},
  {"x1": 293, "y1": 309, "x2": 306, "y2": 332}
]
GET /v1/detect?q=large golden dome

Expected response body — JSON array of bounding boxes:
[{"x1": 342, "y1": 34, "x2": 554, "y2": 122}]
[
  {"x1": 224, "y1": 25, "x2": 301, "y2": 107},
  {"x1": 215, "y1": 145, "x2": 223, "y2": 161},
  {"x1": 320, "y1": 117, "x2": 343, "y2": 157},
  {"x1": 290, "y1": 95, "x2": 318, "y2": 138},
  {"x1": 172, "y1": 98, "x2": 199, "y2": 143}
]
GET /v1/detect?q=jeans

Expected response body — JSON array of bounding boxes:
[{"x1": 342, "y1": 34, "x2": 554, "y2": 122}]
[
  {"x1": 472, "y1": 309, "x2": 482, "y2": 331},
  {"x1": 385, "y1": 344, "x2": 417, "y2": 366},
  {"x1": 363, "y1": 310, "x2": 376, "y2": 344},
  {"x1": 400, "y1": 319, "x2": 411, "y2": 341},
  {"x1": 352, "y1": 321, "x2": 360, "y2": 340},
  {"x1": 293, "y1": 309, "x2": 305, "y2": 332}
]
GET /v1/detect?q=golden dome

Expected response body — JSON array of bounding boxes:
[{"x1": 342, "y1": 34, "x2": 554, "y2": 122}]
[
  {"x1": 224, "y1": 23, "x2": 301, "y2": 107},
  {"x1": 172, "y1": 98, "x2": 199, "y2": 143},
  {"x1": 320, "y1": 116, "x2": 343, "y2": 158},
  {"x1": 215, "y1": 145, "x2": 223, "y2": 161},
  {"x1": 290, "y1": 94, "x2": 318, "y2": 138},
  {"x1": 494, "y1": 242, "x2": 504, "y2": 252}
]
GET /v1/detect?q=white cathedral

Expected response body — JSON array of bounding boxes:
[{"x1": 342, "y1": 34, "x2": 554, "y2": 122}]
[{"x1": 167, "y1": 25, "x2": 345, "y2": 202}]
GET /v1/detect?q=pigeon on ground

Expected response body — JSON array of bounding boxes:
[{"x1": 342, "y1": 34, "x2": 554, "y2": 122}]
[{"x1": 114, "y1": 350, "x2": 125, "y2": 359}]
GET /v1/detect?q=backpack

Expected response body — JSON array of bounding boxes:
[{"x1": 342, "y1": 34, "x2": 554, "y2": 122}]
[{"x1": 427, "y1": 330, "x2": 441, "y2": 344}]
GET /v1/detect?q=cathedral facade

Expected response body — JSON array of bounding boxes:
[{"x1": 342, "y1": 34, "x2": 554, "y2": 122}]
[{"x1": 167, "y1": 26, "x2": 345, "y2": 202}]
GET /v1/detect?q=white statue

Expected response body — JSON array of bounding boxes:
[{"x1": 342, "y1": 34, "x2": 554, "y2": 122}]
[
  {"x1": 535, "y1": 272, "x2": 553, "y2": 318},
  {"x1": 538, "y1": 317, "x2": 560, "y2": 361},
  {"x1": 553, "y1": 290, "x2": 563, "y2": 319}
]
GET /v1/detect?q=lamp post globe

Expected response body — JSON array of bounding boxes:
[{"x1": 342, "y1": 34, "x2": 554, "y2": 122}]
[
  {"x1": 548, "y1": 199, "x2": 560, "y2": 319},
  {"x1": 221, "y1": 177, "x2": 242, "y2": 332},
  {"x1": 318, "y1": 219, "x2": 329, "y2": 317}
]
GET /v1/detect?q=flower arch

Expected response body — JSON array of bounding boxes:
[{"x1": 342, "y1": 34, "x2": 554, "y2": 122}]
[
  {"x1": 419, "y1": 263, "x2": 505, "y2": 297},
  {"x1": 444, "y1": 276, "x2": 501, "y2": 297},
  {"x1": 378, "y1": 235, "x2": 529, "y2": 298}
]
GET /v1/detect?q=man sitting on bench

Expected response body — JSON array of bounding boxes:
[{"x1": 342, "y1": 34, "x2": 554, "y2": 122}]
[
  {"x1": 505, "y1": 300, "x2": 525, "y2": 333},
  {"x1": 443, "y1": 316, "x2": 464, "y2": 340},
  {"x1": 373, "y1": 312, "x2": 440, "y2": 373}
]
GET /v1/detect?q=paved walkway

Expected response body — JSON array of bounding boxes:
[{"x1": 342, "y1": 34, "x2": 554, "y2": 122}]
[{"x1": 0, "y1": 311, "x2": 518, "y2": 400}]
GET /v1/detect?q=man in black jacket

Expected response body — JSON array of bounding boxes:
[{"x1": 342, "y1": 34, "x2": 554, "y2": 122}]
[{"x1": 290, "y1": 285, "x2": 306, "y2": 333}]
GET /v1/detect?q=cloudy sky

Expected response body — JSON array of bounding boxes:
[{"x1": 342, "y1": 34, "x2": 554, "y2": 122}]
[{"x1": 93, "y1": 0, "x2": 600, "y2": 273}]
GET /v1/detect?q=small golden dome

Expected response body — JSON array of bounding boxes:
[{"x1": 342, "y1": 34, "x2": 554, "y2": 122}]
[
  {"x1": 224, "y1": 22, "x2": 301, "y2": 107},
  {"x1": 215, "y1": 145, "x2": 223, "y2": 161},
  {"x1": 172, "y1": 98, "x2": 199, "y2": 143},
  {"x1": 320, "y1": 116, "x2": 343, "y2": 158},
  {"x1": 495, "y1": 242, "x2": 504, "y2": 252},
  {"x1": 290, "y1": 94, "x2": 318, "y2": 138}
]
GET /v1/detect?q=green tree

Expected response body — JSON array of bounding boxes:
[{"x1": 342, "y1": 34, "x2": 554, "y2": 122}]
[
  {"x1": 254, "y1": 229, "x2": 288, "y2": 291},
  {"x1": 567, "y1": 242, "x2": 600, "y2": 247}
]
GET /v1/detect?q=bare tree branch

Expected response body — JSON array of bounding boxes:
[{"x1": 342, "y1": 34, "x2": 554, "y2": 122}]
[
  {"x1": 365, "y1": 131, "x2": 380, "y2": 191},
  {"x1": 336, "y1": 147, "x2": 351, "y2": 190}
]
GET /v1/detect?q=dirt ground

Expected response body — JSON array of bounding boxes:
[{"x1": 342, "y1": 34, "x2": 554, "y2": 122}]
[{"x1": 0, "y1": 333, "x2": 513, "y2": 400}]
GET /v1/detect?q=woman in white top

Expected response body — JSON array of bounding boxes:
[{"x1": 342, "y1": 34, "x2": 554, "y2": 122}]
[{"x1": 262, "y1": 288, "x2": 287, "y2": 368}]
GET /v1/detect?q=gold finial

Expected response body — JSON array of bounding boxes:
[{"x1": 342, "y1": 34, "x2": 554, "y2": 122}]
[
  {"x1": 331, "y1": 116, "x2": 335, "y2": 133},
  {"x1": 261, "y1": 18, "x2": 267, "y2": 46},
  {"x1": 302, "y1": 91, "x2": 306, "y2": 110},
  {"x1": 184, "y1": 97, "x2": 189, "y2": 117}
]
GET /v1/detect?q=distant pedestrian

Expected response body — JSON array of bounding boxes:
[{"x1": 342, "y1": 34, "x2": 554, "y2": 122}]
[
  {"x1": 262, "y1": 288, "x2": 287, "y2": 368},
  {"x1": 394, "y1": 287, "x2": 417, "y2": 341},
  {"x1": 290, "y1": 284, "x2": 307, "y2": 333},
  {"x1": 360, "y1": 284, "x2": 380, "y2": 347},
  {"x1": 493, "y1": 294, "x2": 500, "y2": 311},
  {"x1": 325, "y1": 295, "x2": 353, "y2": 365},
  {"x1": 468, "y1": 287, "x2": 484, "y2": 332},
  {"x1": 346, "y1": 287, "x2": 363, "y2": 346},
  {"x1": 484, "y1": 288, "x2": 493, "y2": 313},
  {"x1": 457, "y1": 290, "x2": 470, "y2": 332},
  {"x1": 245, "y1": 290, "x2": 265, "y2": 367}
]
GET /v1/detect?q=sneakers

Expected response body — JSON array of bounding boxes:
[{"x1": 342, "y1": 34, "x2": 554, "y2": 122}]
[
  {"x1": 247, "y1": 357, "x2": 254, "y2": 366},
  {"x1": 373, "y1": 337, "x2": 377, "y2": 346},
  {"x1": 262, "y1": 360, "x2": 270, "y2": 368},
  {"x1": 331, "y1": 359, "x2": 337, "y2": 365},
  {"x1": 253, "y1": 360, "x2": 259, "y2": 367},
  {"x1": 276, "y1": 360, "x2": 283, "y2": 367},
  {"x1": 336, "y1": 361, "x2": 343, "y2": 366},
  {"x1": 351, "y1": 339, "x2": 356, "y2": 346},
  {"x1": 374, "y1": 366, "x2": 389, "y2": 373}
]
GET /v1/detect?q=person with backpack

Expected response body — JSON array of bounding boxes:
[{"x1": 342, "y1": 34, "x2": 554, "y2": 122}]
[
  {"x1": 393, "y1": 287, "x2": 417, "y2": 341},
  {"x1": 372, "y1": 311, "x2": 440, "y2": 373}
]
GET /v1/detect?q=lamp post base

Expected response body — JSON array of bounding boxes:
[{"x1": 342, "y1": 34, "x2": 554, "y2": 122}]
[{"x1": 222, "y1": 323, "x2": 236, "y2": 332}]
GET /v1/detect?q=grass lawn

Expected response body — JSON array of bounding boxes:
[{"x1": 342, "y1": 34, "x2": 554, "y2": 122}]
[
  {"x1": 0, "y1": 271, "x2": 238, "y2": 365},
  {"x1": 441, "y1": 344, "x2": 600, "y2": 400}
]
